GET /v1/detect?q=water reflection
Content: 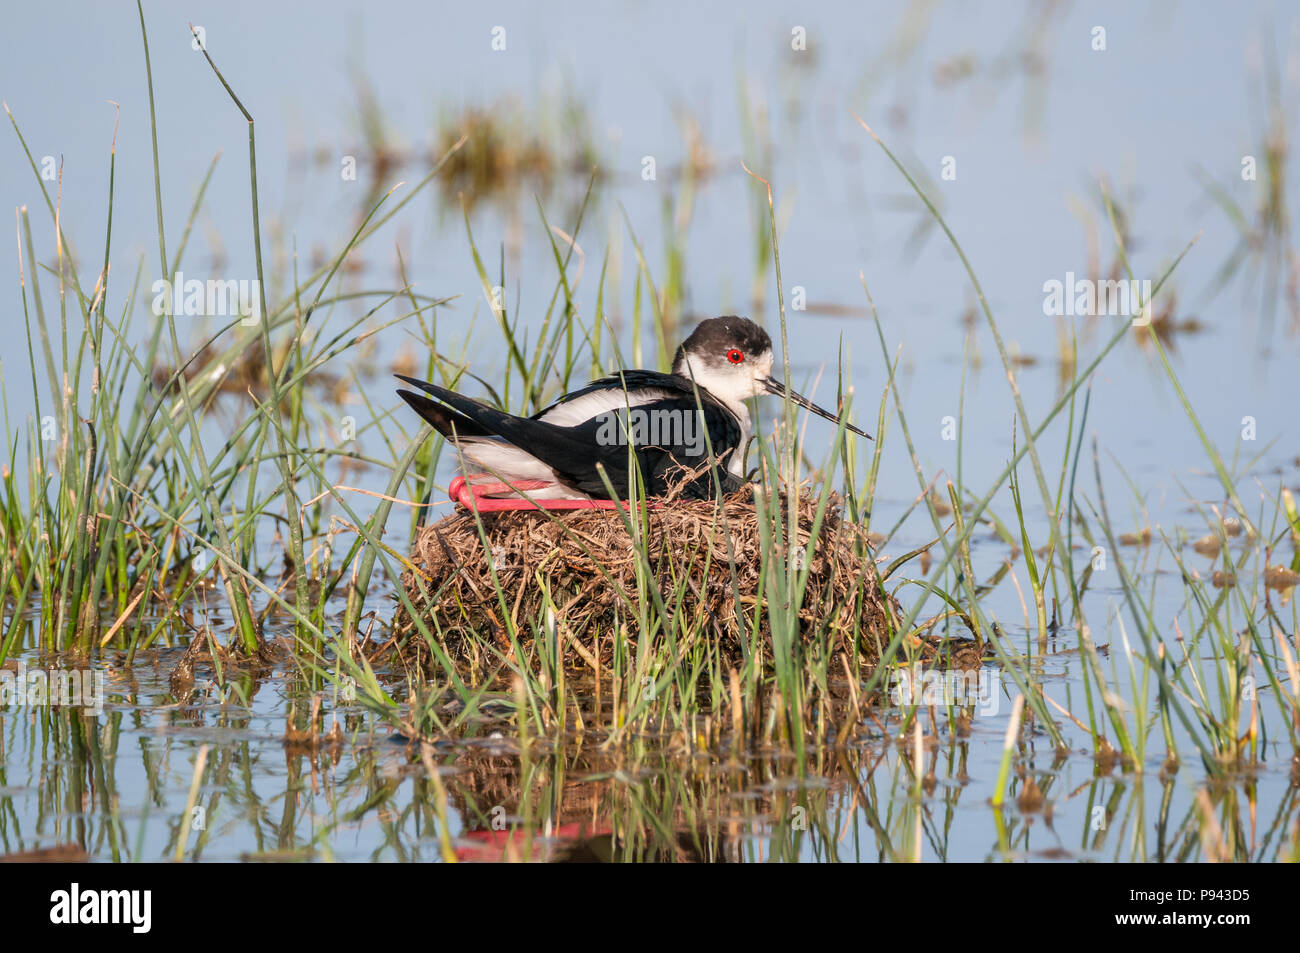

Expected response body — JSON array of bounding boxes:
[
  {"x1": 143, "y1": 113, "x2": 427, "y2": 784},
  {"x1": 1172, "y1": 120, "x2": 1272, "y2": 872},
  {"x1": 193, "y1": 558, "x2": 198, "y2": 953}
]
[{"x1": 2, "y1": 655, "x2": 1294, "y2": 862}]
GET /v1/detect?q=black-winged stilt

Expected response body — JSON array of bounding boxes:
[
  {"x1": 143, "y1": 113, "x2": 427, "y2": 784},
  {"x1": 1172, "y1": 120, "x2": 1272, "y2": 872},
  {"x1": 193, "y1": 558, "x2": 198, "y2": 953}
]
[{"x1": 396, "y1": 315, "x2": 870, "y2": 502}]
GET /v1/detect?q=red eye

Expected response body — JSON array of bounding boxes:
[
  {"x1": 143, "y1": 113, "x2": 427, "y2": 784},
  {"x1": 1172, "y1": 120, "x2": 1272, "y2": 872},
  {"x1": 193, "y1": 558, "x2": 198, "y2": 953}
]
[{"x1": 726, "y1": 348, "x2": 745, "y2": 364}]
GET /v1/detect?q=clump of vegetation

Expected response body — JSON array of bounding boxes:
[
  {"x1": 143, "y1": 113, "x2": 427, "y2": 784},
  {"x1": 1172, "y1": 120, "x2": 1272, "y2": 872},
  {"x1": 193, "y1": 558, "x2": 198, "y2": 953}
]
[
  {"x1": 434, "y1": 100, "x2": 599, "y2": 212},
  {"x1": 384, "y1": 486, "x2": 901, "y2": 682}
]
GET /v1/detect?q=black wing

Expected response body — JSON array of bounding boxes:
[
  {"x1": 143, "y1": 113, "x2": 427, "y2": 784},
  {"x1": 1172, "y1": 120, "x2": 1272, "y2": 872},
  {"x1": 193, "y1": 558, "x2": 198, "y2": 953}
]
[
  {"x1": 555, "y1": 393, "x2": 745, "y2": 498},
  {"x1": 535, "y1": 371, "x2": 744, "y2": 497},
  {"x1": 530, "y1": 369, "x2": 718, "y2": 415},
  {"x1": 396, "y1": 374, "x2": 744, "y2": 499}
]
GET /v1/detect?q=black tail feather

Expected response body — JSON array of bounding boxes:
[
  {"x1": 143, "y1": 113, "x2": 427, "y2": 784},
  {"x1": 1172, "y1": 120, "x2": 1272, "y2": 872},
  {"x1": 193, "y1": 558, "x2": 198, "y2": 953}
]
[
  {"x1": 395, "y1": 373, "x2": 593, "y2": 465},
  {"x1": 396, "y1": 387, "x2": 491, "y2": 438}
]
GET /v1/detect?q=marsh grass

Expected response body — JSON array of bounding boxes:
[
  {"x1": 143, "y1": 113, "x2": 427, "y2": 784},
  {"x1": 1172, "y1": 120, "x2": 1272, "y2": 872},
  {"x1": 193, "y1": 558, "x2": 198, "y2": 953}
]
[{"x1": 0, "y1": 5, "x2": 461, "y2": 664}]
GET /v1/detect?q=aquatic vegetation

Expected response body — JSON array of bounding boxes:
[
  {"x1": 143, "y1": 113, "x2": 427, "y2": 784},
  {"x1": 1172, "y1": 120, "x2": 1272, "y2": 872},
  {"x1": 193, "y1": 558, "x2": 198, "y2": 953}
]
[{"x1": 0, "y1": 2, "x2": 1296, "y2": 866}]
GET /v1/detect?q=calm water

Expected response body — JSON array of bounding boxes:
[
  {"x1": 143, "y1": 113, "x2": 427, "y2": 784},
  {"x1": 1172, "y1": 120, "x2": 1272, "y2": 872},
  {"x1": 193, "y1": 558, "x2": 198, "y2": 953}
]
[{"x1": 1, "y1": 1, "x2": 1297, "y2": 861}]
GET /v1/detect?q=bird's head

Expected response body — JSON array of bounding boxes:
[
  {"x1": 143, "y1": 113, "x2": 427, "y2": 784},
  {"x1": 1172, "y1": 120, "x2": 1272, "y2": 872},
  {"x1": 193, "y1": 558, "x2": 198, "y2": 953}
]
[{"x1": 672, "y1": 315, "x2": 871, "y2": 439}]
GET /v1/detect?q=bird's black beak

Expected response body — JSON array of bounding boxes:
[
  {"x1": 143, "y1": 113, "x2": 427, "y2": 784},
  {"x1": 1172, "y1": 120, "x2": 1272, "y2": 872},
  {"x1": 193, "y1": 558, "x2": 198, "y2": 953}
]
[{"x1": 762, "y1": 377, "x2": 873, "y2": 439}]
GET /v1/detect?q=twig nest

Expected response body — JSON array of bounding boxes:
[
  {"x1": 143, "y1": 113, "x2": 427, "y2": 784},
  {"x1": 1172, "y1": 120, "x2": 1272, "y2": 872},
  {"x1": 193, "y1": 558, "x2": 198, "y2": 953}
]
[{"x1": 385, "y1": 486, "x2": 900, "y2": 678}]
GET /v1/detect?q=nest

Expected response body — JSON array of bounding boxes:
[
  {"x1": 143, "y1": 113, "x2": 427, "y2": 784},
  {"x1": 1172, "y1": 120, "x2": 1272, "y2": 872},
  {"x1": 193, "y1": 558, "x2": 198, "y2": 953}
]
[{"x1": 382, "y1": 485, "x2": 901, "y2": 679}]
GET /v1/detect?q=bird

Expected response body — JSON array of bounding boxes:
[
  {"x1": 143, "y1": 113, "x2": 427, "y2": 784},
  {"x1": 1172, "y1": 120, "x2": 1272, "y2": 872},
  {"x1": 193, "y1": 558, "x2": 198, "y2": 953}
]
[{"x1": 395, "y1": 315, "x2": 871, "y2": 502}]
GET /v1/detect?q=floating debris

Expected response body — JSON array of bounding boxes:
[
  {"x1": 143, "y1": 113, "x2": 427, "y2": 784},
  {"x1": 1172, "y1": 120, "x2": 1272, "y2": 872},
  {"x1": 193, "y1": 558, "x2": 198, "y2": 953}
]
[
  {"x1": 1192, "y1": 533, "x2": 1221, "y2": 557},
  {"x1": 1265, "y1": 565, "x2": 1300, "y2": 593},
  {"x1": 1119, "y1": 527, "x2": 1152, "y2": 546},
  {"x1": 0, "y1": 844, "x2": 89, "y2": 863}
]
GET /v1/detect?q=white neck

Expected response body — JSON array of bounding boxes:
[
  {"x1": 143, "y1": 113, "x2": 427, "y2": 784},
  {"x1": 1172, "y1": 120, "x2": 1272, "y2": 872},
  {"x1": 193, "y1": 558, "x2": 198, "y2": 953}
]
[{"x1": 674, "y1": 354, "x2": 754, "y2": 475}]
